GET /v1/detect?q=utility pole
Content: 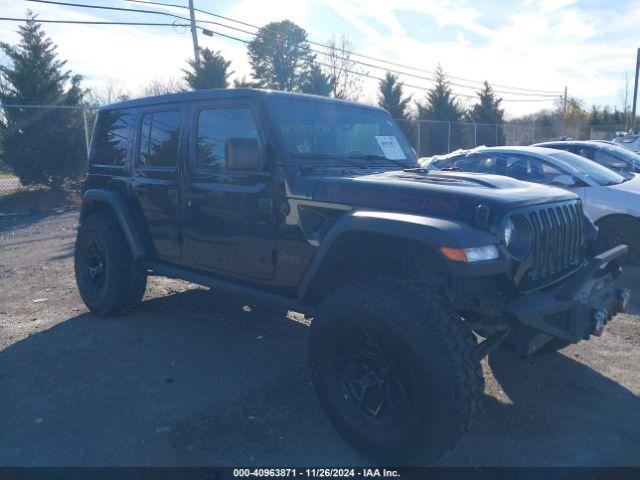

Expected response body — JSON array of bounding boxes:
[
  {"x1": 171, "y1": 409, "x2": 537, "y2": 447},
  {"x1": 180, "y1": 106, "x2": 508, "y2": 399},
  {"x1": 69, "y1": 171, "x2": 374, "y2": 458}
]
[
  {"x1": 188, "y1": 0, "x2": 200, "y2": 68},
  {"x1": 632, "y1": 48, "x2": 640, "y2": 132},
  {"x1": 562, "y1": 86, "x2": 568, "y2": 137}
]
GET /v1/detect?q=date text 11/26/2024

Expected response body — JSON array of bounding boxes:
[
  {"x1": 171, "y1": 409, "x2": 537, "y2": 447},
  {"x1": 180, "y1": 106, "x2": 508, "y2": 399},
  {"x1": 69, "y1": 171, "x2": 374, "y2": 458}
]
[{"x1": 233, "y1": 468, "x2": 401, "y2": 478}]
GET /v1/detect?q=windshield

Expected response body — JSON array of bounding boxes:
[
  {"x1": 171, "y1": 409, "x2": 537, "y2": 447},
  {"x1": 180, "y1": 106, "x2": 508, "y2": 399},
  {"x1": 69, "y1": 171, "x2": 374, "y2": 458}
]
[
  {"x1": 546, "y1": 151, "x2": 626, "y2": 186},
  {"x1": 265, "y1": 97, "x2": 416, "y2": 167},
  {"x1": 601, "y1": 144, "x2": 640, "y2": 167}
]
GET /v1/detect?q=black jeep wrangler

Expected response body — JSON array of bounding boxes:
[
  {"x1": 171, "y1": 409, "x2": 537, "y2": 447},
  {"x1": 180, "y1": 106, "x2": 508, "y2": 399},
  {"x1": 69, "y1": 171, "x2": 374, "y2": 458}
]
[{"x1": 74, "y1": 89, "x2": 630, "y2": 464}]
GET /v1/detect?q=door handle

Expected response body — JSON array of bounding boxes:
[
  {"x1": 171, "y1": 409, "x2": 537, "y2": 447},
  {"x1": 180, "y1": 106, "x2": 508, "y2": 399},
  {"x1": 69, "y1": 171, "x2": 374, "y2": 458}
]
[{"x1": 184, "y1": 191, "x2": 208, "y2": 206}]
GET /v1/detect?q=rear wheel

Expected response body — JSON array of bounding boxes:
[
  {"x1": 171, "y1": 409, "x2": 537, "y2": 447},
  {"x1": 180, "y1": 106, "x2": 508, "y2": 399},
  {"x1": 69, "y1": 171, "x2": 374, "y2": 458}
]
[
  {"x1": 309, "y1": 276, "x2": 482, "y2": 465},
  {"x1": 74, "y1": 212, "x2": 147, "y2": 316}
]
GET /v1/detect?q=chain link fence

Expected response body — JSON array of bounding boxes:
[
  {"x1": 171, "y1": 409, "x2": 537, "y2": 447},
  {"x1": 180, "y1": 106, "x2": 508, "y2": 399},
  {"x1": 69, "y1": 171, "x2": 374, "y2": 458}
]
[
  {"x1": 401, "y1": 119, "x2": 613, "y2": 157},
  {"x1": 0, "y1": 105, "x2": 96, "y2": 215}
]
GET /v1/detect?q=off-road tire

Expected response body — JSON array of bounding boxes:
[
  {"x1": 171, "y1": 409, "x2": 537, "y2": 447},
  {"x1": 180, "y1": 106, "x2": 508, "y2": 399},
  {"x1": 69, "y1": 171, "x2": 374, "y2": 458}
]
[
  {"x1": 597, "y1": 217, "x2": 640, "y2": 265},
  {"x1": 74, "y1": 212, "x2": 147, "y2": 316},
  {"x1": 308, "y1": 276, "x2": 483, "y2": 465}
]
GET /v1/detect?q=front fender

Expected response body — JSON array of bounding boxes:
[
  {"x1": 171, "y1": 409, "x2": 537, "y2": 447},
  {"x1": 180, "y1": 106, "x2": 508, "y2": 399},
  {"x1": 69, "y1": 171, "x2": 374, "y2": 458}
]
[
  {"x1": 296, "y1": 210, "x2": 509, "y2": 302},
  {"x1": 80, "y1": 189, "x2": 149, "y2": 259}
]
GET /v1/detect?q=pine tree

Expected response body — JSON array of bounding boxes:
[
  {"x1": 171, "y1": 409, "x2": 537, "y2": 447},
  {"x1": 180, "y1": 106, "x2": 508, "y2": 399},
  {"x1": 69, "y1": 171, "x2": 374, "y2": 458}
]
[
  {"x1": 417, "y1": 65, "x2": 462, "y2": 122},
  {"x1": 467, "y1": 81, "x2": 504, "y2": 124},
  {"x1": 183, "y1": 48, "x2": 233, "y2": 90},
  {"x1": 378, "y1": 72, "x2": 410, "y2": 120},
  {"x1": 467, "y1": 81, "x2": 505, "y2": 145},
  {"x1": 299, "y1": 62, "x2": 333, "y2": 96},
  {"x1": 247, "y1": 20, "x2": 313, "y2": 91},
  {"x1": 0, "y1": 12, "x2": 86, "y2": 188},
  {"x1": 416, "y1": 65, "x2": 462, "y2": 154}
]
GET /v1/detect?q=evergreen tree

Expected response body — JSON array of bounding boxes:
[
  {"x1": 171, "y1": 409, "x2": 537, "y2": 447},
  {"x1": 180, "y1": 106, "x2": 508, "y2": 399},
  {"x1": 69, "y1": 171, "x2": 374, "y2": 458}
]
[
  {"x1": 0, "y1": 12, "x2": 86, "y2": 188},
  {"x1": 183, "y1": 48, "x2": 233, "y2": 90},
  {"x1": 467, "y1": 81, "x2": 504, "y2": 124},
  {"x1": 417, "y1": 65, "x2": 463, "y2": 122},
  {"x1": 247, "y1": 20, "x2": 313, "y2": 91},
  {"x1": 416, "y1": 65, "x2": 462, "y2": 154},
  {"x1": 467, "y1": 81, "x2": 505, "y2": 145},
  {"x1": 233, "y1": 76, "x2": 257, "y2": 88},
  {"x1": 299, "y1": 63, "x2": 333, "y2": 96},
  {"x1": 378, "y1": 72, "x2": 410, "y2": 120}
]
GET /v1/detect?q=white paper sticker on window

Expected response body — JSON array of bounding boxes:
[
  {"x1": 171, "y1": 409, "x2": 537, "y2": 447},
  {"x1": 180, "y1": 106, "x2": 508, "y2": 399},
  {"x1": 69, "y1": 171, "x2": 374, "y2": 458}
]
[{"x1": 375, "y1": 136, "x2": 406, "y2": 160}]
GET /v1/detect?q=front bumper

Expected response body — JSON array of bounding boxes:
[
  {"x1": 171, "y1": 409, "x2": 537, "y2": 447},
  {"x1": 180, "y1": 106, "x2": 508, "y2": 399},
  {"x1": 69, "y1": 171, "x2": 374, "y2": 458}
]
[{"x1": 503, "y1": 245, "x2": 631, "y2": 354}]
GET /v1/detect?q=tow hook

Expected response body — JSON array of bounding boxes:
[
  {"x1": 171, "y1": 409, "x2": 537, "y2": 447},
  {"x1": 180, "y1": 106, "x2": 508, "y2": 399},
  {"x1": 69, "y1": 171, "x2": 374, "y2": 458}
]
[
  {"x1": 593, "y1": 309, "x2": 607, "y2": 336},
  {"x1": 619, "y1": 289, "x2": 631, "y2": 313}
]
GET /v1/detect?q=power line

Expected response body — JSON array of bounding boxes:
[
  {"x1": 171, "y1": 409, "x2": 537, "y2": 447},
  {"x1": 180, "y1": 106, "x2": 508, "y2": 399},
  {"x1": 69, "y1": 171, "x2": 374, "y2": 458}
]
[
  {"x1": 0, "y1": 16, "x2": 187, "y2": 26},
  {"x1": 124, "y1": 0, "x2": 562, "y2": 96},
  {"x1": 189, "y1": 27, "x2": 558, "y2": 103},
  {"x1": 2, "y1": 13, "x2": 558, "y2": 104},
  {"x1": 31, "y1": 0, "x2": 558, "y2": 98}
]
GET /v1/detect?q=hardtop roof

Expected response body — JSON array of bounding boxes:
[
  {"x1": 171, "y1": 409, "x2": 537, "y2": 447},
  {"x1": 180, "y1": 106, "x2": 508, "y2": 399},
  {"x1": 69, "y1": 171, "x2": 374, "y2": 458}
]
[{"x1": 100, "y1": 88, "x2": 385, "y2": 113}]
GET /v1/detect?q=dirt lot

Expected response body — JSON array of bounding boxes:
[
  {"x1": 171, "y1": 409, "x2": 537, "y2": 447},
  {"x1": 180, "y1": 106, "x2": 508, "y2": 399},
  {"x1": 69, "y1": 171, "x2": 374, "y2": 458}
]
[{"x1": 0, "y1": 208, "x2": 639, "y2": 466}]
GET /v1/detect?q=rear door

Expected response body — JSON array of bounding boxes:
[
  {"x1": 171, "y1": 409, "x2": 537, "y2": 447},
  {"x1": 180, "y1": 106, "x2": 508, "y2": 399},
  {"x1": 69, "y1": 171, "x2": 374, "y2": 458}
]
[
  {"x1": 131, "y1": 107, "x2": 185, "y2": 260},
  {"x1": 182, "y1": 101, "x2": 276, "y2": 281}
]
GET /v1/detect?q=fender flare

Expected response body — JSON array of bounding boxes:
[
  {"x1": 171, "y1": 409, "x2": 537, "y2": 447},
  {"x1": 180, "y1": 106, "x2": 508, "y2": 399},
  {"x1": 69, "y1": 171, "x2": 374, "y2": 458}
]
[
  {"x1": 296, "y1": 210, "x2": 505, "y2": 303},
  {"x1": 80, "y1": 189, "x2": 149, "y2": 259}
]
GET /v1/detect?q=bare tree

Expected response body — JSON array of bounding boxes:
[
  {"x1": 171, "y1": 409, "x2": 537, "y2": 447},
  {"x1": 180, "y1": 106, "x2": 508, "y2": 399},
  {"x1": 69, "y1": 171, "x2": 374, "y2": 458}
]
[
  {"x1": 86, "y1": 81, "x2": 130, "y2": 106},
  {"x1": 140, "y1": 77, "x2": 185, "y2": 97},
  {"x1": 323, "y1": 35, "x2": 364, "y2": 101}
]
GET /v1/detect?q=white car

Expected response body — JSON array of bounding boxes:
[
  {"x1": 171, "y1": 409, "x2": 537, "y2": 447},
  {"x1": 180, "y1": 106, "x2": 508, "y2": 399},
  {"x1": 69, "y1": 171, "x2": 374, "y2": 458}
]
[
  {"x1": 613, "y1": 133, "x2": 640, "y2": 153},
  {"x1": 421, "y1": 146, "x2": 640, "y2": 263}
]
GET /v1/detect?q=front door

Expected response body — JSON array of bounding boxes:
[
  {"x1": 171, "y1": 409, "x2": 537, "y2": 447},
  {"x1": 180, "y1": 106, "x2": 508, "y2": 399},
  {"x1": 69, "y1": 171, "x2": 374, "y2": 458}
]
[
  {"x1": 131, "y1": 107, "x2": 185, "y2": 260},
  {"x1": 182, "y1": 102, "x2": 276, "y2": 281}
]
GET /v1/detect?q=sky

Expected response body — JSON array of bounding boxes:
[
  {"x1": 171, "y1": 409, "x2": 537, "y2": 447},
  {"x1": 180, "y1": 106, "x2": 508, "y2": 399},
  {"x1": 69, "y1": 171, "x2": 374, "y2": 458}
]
[{"x1": 0, "y1": 0, "x2": 638, "y2": 118}]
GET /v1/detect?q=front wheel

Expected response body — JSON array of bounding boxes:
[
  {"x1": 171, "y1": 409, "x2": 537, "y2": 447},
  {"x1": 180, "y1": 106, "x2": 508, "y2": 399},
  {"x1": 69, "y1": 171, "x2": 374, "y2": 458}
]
[
  {"x1": 597, "y1": 217, "x2": 640, "y2": 265},
  {"x1": 308, "y1": 276, "x2": 483, "y2": 465}
]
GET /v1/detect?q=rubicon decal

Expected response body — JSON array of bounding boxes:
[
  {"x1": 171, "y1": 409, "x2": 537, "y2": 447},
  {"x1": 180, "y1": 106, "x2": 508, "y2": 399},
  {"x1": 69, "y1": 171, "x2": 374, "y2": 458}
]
[{"x1": 323, "y1": 186, "x2": 461, "y2": 213}]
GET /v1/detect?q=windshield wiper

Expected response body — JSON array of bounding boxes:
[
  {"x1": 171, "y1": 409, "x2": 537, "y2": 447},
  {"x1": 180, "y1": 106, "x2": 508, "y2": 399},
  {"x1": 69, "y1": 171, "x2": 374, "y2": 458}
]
[{"x1": 347, "y1": 154, "x2": 411, "y2": 169}]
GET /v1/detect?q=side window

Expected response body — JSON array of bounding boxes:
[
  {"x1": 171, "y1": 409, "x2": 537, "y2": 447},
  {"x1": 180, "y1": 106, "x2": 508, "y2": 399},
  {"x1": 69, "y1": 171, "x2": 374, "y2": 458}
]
[
  {"x1": 505, "y1": 155, "x2": 563, "y2": 184},
  {"x1": 196, "y1": 107, "x2": 260, "y2": 170},
  {"x1": 593, "y1": 150, "x2": 624, "y2": 169},
  {"x1": 138, "y1": 110, "x2": 181, "y2": 168},
  {"x1": 575, "y1": 146, "x2": 595, "y2": 160},
  {"x1": 92, "y1": 110, "x2": 133, "y2": 166},
  {"x1": 460, "y1": 154, "x2": 506, "y2": 174}
]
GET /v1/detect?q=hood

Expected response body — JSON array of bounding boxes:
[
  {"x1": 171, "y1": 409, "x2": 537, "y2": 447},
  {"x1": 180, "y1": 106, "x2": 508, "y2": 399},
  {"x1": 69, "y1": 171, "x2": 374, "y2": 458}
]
[
  {"x1": 311, "y1": 169, "x2": 578, "y2": 222},
  {"x1": 608, "y1": 172, "x2": 640, "y2": 194}
]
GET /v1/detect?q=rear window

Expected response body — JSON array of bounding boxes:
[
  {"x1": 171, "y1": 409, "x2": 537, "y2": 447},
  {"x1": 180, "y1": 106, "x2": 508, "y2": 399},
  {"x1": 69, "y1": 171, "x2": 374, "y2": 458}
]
[{"x1": 92, "y1": 110, "x2": 134, "y2": 166}]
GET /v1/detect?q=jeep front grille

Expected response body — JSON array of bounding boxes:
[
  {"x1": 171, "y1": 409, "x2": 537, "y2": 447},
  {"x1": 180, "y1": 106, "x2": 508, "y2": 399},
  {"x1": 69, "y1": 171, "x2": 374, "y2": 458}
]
[{"x1": 523, "y1": 201, "x2": 585, "y2": 290}]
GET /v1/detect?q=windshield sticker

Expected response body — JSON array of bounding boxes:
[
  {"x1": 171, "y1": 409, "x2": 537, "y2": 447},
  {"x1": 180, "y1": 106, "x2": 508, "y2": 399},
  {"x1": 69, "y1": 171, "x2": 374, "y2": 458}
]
[
  {"x1": 375, "y1": 136, "x2": 406, "y2": 160},
  {"x1": 296, "y1": 143, "x2": 312, "y2": 154}
]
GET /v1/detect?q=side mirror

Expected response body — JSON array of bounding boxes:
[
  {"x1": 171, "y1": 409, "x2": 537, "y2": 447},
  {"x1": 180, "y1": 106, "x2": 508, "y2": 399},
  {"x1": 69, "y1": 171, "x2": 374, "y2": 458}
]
[
  {"x1": 225, "y1": 138, "x2": 261, "y2": 171},
  {"x1": 551, "y1": 174, "x2": 576, "y2": 187}
]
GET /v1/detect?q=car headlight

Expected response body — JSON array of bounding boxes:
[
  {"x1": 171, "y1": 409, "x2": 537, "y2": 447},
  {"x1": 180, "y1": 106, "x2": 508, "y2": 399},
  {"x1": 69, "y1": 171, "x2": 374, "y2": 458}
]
[
  {"x1": 440, "y1": 245, "x2": 500, "y2": 263},
  {"x1": 501, "y1": 215, "x2": 533, "y2": 259},
  {"x1": 502, "y1": 218, "x2": 515, "y2": 247}
]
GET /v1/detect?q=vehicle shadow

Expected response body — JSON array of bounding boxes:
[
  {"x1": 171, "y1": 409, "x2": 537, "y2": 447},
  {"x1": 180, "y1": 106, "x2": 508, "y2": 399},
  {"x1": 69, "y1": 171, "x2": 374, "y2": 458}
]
[
  {"x1": 441, "y1": 348, "x2": 640, "y2": 466},
  {"x1": 1, "y1": 288, "x2": 639, "y2": 467},
  {"x1": 0, "y1": 289, "x2": 363, "y2": 467}
]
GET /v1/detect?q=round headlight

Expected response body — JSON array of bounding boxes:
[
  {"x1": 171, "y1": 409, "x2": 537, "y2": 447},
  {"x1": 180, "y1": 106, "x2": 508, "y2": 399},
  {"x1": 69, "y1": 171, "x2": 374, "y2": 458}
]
[
  {"x1": 502, "y1": 218, "x2": 515, "y2": 246},
  {"x1": 501, "y1": 215, "x2": 533, "y2": 259}
]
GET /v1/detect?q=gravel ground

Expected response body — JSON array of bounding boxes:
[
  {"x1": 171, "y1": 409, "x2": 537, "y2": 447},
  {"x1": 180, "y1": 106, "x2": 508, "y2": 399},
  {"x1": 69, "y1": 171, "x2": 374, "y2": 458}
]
[{"x1": 0, "y1": 208, "x2": 639, "y2": 466}]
